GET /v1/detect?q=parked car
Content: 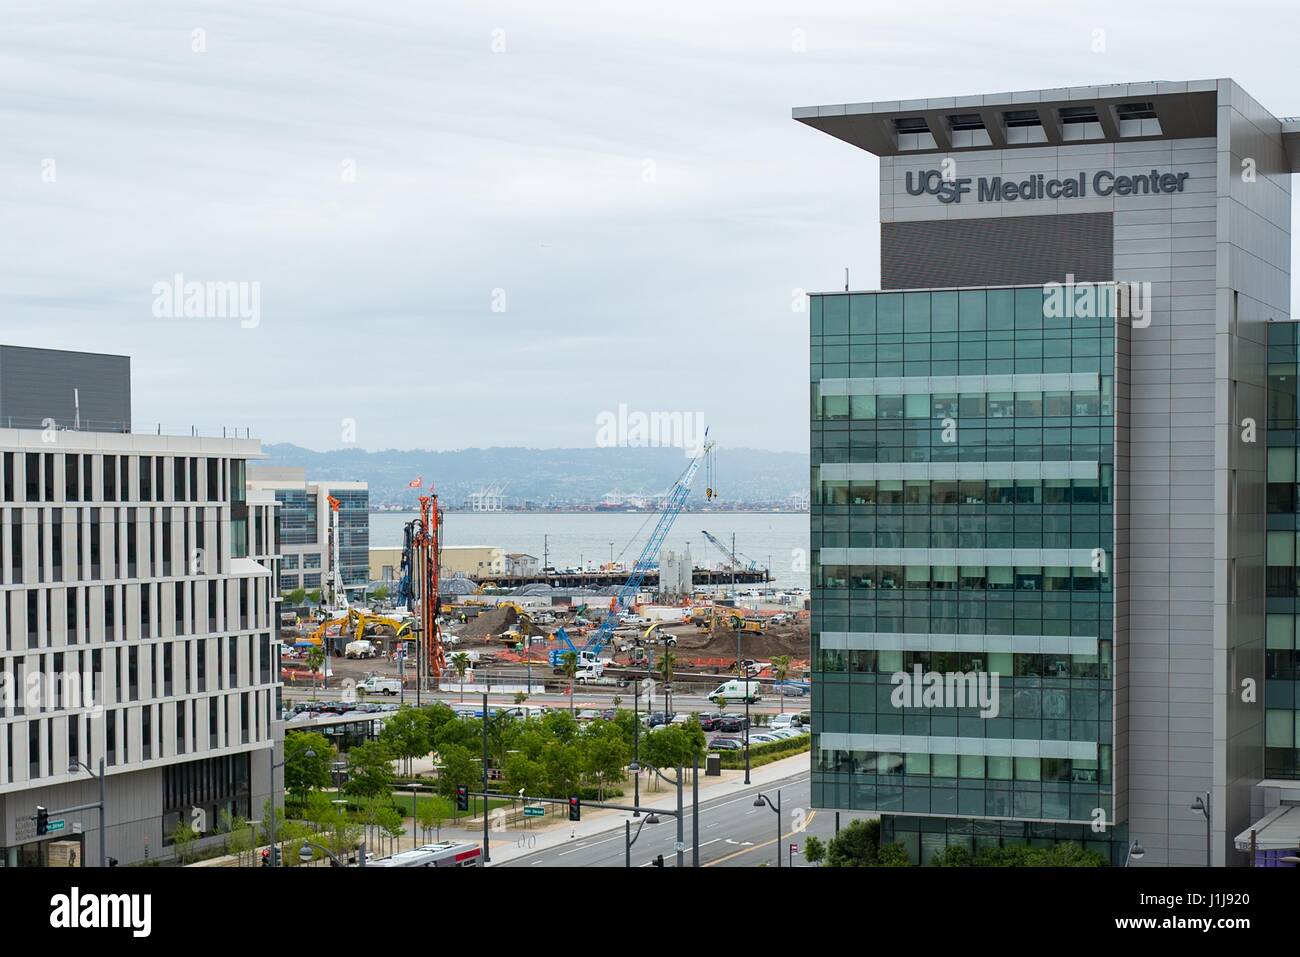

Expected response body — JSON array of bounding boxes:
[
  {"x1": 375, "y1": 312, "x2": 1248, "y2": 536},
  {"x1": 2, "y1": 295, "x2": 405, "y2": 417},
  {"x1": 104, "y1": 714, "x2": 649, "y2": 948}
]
[
  {"x1": 648, "y1": 712, "x2": 673, "y2": 728},
  {"x1": 709, "y1": 736, "x2": 744, "y2": 751},
  {"x1": 601, "y1": 708, "x2": 617, "y2": 721},
  {"x1": 576, "y1": 709, "x2": 603, "y2": 722},
  {"x1": 697, "y1": 712, "x2": 725, "y2": 732},
  {"x1": 766, "y1": 728, "x2": 801, "y2": 740},
  {"x1": 770, "y1": 712, "x2": 806, "y2": 731},
  {"x1": 718, "y1": 714, "x2": 749, "y2": 733},
  {"x1": 748, "y1": 733, "x2": 781, "y2": 745}
]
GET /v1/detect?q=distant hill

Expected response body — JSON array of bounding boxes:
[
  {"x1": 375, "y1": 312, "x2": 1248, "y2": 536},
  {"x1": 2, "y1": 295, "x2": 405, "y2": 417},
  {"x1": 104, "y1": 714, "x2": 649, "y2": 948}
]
[{"x1": 257, "y1": 444, "x2": 809, "y2": 508}]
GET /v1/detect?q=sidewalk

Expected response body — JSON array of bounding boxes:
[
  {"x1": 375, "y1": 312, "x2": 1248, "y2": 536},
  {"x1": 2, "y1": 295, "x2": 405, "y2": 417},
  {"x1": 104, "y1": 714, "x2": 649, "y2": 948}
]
[{"x1": 436, "y1": 751, "x2": 811, "y2": 865}]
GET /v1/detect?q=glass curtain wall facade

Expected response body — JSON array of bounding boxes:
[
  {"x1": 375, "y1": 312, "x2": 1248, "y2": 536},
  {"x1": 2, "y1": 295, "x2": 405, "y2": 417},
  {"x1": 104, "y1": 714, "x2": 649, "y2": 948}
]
[
  {"x1": 810, "y1": 285, "x2": 1121, "y2": 863},
  {"x1": 332, "y1": 489, "x2": 370, "y2": 588},
  {"x1": 1266, "y1": 321, "x2": 1300, "y2": 780}
]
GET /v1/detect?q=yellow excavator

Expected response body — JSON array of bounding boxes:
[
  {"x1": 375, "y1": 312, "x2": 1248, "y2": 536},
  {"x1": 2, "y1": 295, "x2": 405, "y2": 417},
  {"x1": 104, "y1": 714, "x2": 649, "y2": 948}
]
[{"x1": 306, "y1": 608, "x2": 414, "y2": 650}]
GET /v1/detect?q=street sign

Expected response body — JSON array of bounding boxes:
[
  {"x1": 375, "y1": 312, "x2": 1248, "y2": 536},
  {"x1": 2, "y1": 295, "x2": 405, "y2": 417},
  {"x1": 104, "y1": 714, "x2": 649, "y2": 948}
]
[
  {"x1": 47, "y1": 820, "x2": 66, "y2": 833},
  {"x1": 523, "y1": 805, "x2": 545, "y2": 818},
  {"x1": 790, "y1": 843, "x2": 799, "y2": 855}
]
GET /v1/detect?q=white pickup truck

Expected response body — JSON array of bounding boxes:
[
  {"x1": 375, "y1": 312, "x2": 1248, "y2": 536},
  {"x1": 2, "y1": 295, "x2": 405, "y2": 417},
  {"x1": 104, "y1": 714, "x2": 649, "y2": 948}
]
[
  {"x1": 356, "y1": 675, "x2": 402, "y2": 696},
  {"x1": 573, "y1": 664, "x2": 628, "y2": 687}
]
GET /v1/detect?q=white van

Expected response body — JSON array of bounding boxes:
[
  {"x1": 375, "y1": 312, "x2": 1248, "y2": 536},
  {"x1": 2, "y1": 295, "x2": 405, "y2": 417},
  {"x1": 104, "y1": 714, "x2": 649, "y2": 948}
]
[{"x1": 708, "y1": 679, "x2": 762, "y2": 704}]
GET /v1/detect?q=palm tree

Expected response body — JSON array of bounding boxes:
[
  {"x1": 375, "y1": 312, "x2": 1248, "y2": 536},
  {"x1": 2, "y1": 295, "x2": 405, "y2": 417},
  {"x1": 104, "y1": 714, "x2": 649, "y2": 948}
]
[
  {"x1": 305, "y1": 645, "x2": 325, "y2": 689},
  {"x1": 561, "y1": 651, "x2": 578, "y2": 716},
  {"x1": 658, "y1": 650, "x2": 676, "y2": 718},
  {"x1": 771, "y1": 655, "x2": 792, "y2": 713},
  {"x1": 451, "y1": 652, "x2": 471, "y2": 702}
]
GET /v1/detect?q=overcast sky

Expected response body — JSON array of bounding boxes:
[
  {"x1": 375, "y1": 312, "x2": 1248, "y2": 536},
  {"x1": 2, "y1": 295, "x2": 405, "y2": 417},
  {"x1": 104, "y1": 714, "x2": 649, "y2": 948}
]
[{"x1": 2, "y1": 0, "x2": 1298, "y2": 454}]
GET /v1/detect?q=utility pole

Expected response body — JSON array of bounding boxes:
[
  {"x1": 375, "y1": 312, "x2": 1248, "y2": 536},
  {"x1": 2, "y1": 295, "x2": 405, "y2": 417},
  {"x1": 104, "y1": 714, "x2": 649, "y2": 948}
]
[{"x1": 482, "y1": 692, "x2": 491, "y2": 863}]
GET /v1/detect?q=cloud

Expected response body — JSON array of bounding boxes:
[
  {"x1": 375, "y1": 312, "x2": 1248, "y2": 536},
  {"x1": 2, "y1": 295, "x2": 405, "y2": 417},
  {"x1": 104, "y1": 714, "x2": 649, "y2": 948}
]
[{"x1": 1, "y1": 0, "x2": 1297, "y2": 452}]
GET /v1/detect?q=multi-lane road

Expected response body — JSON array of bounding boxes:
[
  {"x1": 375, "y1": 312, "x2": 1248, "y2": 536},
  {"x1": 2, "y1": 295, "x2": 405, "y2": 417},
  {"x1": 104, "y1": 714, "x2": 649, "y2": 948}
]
[{"x1": 497, "y1": 770, "x2": 854, "y2": 868}]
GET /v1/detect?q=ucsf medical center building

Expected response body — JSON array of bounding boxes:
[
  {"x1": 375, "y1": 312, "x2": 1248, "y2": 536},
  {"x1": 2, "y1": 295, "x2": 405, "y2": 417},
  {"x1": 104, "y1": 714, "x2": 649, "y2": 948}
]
[{"x1": 798, "y1": 79, "x2": 1300, "y2": 866}]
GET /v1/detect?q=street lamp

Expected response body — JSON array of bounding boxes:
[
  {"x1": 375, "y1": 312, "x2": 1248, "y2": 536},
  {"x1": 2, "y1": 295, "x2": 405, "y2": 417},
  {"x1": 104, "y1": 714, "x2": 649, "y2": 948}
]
[
  {"x1": 631, "y1": 680, "x2": 641, "y2": 816},
  {"x1": 753, "y1": 791, "x2": 783, "y2": 867},
  {"x1": 625, "y1": 813, "x2": 660, "y2": 867},
  {"x1": 299, "y1": 838, "x2": 366, "y2": 867},
  {"x1": 1191, "y1": 793, "x2": 1211, "y2": 867},
  {"x1": 67, "y1": 758, "x2": 106, "y2": 868},
  {"x1": 1125, "y1": 839, "x2": 1145, "y2": 867},
  {"x1": 736, "y1": 629, "x2": 750, "y2": 784},
  {"x1": 646, "y1": 765, "x2": 686, "y2": 868}
]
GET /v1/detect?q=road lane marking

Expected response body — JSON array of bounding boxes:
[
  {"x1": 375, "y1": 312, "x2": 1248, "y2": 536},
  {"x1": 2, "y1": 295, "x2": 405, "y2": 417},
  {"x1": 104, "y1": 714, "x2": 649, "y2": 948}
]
[{"x1": 704, "y1": 811, "x2": 818, "y2": 867}]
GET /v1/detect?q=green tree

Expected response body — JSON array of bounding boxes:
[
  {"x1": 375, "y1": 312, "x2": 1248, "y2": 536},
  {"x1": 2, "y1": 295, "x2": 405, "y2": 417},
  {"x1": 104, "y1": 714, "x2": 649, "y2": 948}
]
[
  {"x1": 514, "y1": 691, "x2": 528, "y2": 705},
  {"x1": 284, "y1": 731, "x2": 335, "y2": 800},
  {"x1": 371, "y1": 585, "x2": 390, "y2": 602},
  {"x1": 379, "y1": 706, "x2": 432, "y2": 776},
  {"x1": 582, "y1": 719, "x2": 630, "y2": 799},
  {"x1": 305, "y1": 589, "x2": 322, "y2": 606},
  {"x1": 416, "y1": 802, "x2": 444, "y2": 843},
  {"x1": 824, "y1": 818, "x2": 881, "y2": 867},
  {"x1": 503, "y1": 749, "x2": 547, "y2": 800},
  {"x1": 436, "y1": 744, "x2": 479, "y2": 804},
  {"x1": 344, "y1": 740, "x2": 396, "y2": 798},
  {"x1": 450, "y1": 652, "x2": 471, "y2": 701},
  {"x1": 878, "y1": 842, "x2": 912, "y2": 867},
  {"x1": 934, "y1": 844, "x2": 974, "y2": 867},
  {"x1": 803, "y1": 834, "x2": 825, "y2": 865},
  {"x1": 284, "y1": 587, "x2": 307, "y2": 607},
  {"x1": 219, "y1": 811, "x2": 252, "y2": 861},
  {"x1": 770, "y1": 655, "x2": 792, "y2": 712},
  {"x1": 171, "y1": 820, "x2": 199, "y2": 864},
  {"x1": 542, "y1": 740, "x2": 583, "y2": 799},
  {"x1": 560, "y1": 651, "x2": 578, "y2": 715}
]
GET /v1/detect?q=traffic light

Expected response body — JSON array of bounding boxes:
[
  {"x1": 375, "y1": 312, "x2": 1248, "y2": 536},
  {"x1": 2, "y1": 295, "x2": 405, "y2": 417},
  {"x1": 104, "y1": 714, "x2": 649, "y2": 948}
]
[
  {"x1": 270, "y1": 846, "x2": 281, "y2": 867},
  {"x1": 456, "y1": 786, "x2": 469, "y2": 812},
  {"x1": 568, "y1": 796, "x2": 581, "y2": 822},
  {"x1": 35, "y1": 806, "x2": 48, "y2": 836},
  {"x1": 653, "y1": 854, "x2": 664, "y2": 867}
]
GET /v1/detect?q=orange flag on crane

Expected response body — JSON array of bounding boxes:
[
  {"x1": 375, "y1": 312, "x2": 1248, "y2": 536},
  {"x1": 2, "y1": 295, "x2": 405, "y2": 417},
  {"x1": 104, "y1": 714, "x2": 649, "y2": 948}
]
[{"x1": 408, "y1": 477, "x2": 423, "y2": 488}]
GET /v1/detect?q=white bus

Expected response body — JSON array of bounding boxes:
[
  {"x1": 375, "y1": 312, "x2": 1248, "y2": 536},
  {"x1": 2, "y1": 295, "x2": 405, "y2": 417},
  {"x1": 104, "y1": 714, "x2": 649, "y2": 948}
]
[{"x1": 367, "y1": 841, "x2": 483, "y2": 868}]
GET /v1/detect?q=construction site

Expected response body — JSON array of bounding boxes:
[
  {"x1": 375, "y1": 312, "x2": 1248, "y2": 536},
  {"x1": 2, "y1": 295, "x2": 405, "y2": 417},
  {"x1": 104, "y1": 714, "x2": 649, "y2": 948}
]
[{"x1": 278, "y1": 437, "x2": 811, "y2": 698}]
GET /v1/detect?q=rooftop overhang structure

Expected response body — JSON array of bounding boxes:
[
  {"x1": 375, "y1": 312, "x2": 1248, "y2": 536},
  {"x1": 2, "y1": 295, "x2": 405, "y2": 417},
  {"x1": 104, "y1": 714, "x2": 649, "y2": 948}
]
[{"x1": 795, "y1": 79, "x2": 1300, "y2": 171}]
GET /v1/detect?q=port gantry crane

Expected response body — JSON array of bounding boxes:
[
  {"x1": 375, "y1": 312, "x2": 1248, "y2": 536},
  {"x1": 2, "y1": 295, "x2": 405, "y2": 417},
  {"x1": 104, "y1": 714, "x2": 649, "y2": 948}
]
[
  {"x1": 398, "y1": 493, "x2": 446, "y2": 689},
  {"x1": 549, "y1": 433, "x2": 716, "y2": 668},
  {"x1": 699, "y1": 528, "x2": 759, "y2": 572}
]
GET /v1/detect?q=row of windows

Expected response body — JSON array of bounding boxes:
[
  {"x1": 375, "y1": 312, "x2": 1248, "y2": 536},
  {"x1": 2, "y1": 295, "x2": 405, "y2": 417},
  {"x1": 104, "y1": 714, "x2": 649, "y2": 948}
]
[
  {"x1": 815, "y1": 476, "x2": 1110, "y2": 507},
  {"x1": 815, "y1": 648, "x2": 1111, "y2": 679},
  {"x1": 815, "y1": 565, "x2": 1107, "y2": 592},
  {"x1": 814, "y1": 749, "x2": 1105, "y2": 784},
  {"x1": 814, "y1": 388, "x2": 1113, "y2": 422},
  {"x1": 811, "y1": 287, "x2": 1116, "y2": 337},
  {"x1": 813, "y1": 358, "x2": 1114, "y2": 381},
  {"x1": 2, "y1": 505, "x2": 230, "y2": 585},
  {"x1": 814, "y1": 778, "x2": 1112, "y2": 826},
  {"x1": 2, "y1": 691, "x2": 272, "y2": 786},
  {"x1": 0, "y1": 579, "x2": 273, "y2": 653},
  {"x1": 816, "y1": 687, "x2": 1113, "y2": 727},
  {"x1": 0, "y1": 633, "x2": 276, "y2": 718},
  {"x1": 0, "y1": 452, "x2": 241, "y2": 505}
]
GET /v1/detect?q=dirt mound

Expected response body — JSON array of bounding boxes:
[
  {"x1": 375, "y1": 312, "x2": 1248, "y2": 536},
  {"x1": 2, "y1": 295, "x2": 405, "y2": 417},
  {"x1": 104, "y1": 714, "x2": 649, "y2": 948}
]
[
  {"x1": 454, "y1": 606, "x2": 548, "y2": 644},
  {"x1": 673, "y1": 621, "x2": 810, "y2": 659}
]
